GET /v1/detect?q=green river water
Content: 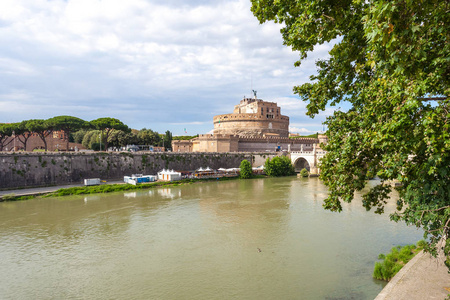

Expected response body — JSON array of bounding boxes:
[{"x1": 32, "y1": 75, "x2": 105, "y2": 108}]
[{"x1": 0, "y1": 177, "x2": 423, "y2": 299}]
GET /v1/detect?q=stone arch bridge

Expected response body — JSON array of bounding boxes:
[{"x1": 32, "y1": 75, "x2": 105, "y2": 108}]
[{"x1": 290, "y1": 144, "x2": 326, "y2": 176}]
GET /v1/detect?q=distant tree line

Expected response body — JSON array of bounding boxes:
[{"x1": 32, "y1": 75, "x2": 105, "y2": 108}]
[
  {"x1": 172, "y1": 135, "x2": 198, "y2": 141},
  {"x1": 0, "y1": 116, "x2": 173, "y2": 152},
  {"x1": 289, "y1": 133, "x2": 319, "y2": 139}
]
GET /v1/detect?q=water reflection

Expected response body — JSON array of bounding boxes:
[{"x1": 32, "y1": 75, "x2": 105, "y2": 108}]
[{"x1": 0, "y1": 177, "x2": 422, "y2": 300}]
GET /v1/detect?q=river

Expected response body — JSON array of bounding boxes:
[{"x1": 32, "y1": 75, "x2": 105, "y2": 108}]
[{"x1": 0, "y1": 177, "x2": 423, "y2": 299}]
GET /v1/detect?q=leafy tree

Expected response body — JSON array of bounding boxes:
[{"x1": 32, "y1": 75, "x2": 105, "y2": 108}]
[
  {"x1": 72, "y1": 129, "x2": 88, "y2": 144},
  {"x1": 264, "y1": 156, "x2": 295, "y2": 177},
  {"x1": 47, "y1": 116, "x2": 89, "y2": 151},
  {"x1": 163, "y1": 130, "x2": 172, "y2": 150},
  {"x1": 82, "y1": 130, "x2": 101, "y2": 150},
  {"x1": 0, "y1": 123, "x2": 14, "y2": 151},
  {"x1": 108, "y1": 129, "x2": 136, "y2": 148},
  {"x1": 26, "y1": 119, "x2": 52, "y2": 151},
  {"x1": 251, "y1": 0, "x2": 449, "y2": 265},
  {"x1": 91, "y1": 117, "x2": 130, "y2": 151},
  {"x1": 137, "y1": 128, "x2": 160, "y2": 146},
  {"x1": 239, "y1": 159, "x2": 253, "y2": 179}
]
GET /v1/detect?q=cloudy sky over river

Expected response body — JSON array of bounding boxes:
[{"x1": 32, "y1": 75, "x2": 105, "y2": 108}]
[{"x1": 0, "y1": 0, "x2": 335, "y2": 135}]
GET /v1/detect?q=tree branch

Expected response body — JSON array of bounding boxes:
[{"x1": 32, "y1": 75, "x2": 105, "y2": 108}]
[{"x1": 419, "y1": 97, "x2": 447, "y2": 101}]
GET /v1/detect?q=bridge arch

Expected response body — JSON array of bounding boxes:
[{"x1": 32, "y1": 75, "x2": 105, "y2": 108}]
[{"x1": 293, "y1": 157, "x2": 310, "y2": 172}]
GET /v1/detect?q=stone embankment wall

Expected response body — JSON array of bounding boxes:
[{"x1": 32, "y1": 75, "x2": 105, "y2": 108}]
[{"x1": 0, "y1": 152, "x2": 276, "y2": 189}]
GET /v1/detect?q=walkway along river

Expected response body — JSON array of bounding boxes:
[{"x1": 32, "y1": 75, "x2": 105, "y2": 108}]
[{"x1": 0, "y1": 177, "x2": 423, "y2": 299}]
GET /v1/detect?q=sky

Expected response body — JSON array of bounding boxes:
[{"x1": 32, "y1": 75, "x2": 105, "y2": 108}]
[{"x1": 0, "y1": 0, "x2": 335, "y2": 136}]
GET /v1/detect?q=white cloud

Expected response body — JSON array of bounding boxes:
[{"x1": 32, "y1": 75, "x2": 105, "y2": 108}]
[
  {"x1": 0, "y1": 58, "x2": 38, "y2": 76},
  {"x1": 169, "y1": 122, "x2": 207, "y2": 125},
  {"x1": 0, "y1": 0, "x2": 334, "y2": 135},
  {"x1": 289, "y1": 127, "x2": 311, "y2": 133}
]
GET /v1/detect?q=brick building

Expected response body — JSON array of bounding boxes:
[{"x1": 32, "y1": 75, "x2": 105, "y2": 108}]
[{"x1": 2, "y1": 130, "x2": 84, "y2": 152}]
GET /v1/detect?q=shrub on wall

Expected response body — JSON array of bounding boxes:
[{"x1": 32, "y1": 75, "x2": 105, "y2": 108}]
[{"x1": 264, "y1": 156, "x2": 295, "y2": 177}]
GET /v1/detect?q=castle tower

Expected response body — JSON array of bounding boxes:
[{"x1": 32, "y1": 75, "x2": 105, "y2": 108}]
[{"x1": 213, "y1": 97, "x2": 289, "y2": 137}]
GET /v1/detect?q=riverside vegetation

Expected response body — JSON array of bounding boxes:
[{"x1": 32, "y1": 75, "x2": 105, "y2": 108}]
[
  {"x1": 239, "y1": 159, "x2": 253, "y2": 179},
  {"x1": 373, "y1": 240, "x2": 426, "y2": 281},
  {"x1": 0, "y1": 178, "x2": 237, "y2": 201},
  {"x1": 264, "y1": 156, "x2": 295, "y2": 177},
  {"x1": 1, "y1": 157, "x2": 298, "y2": 201},
  {"x1": 300, "y1": 168, "x2": 309, "y2": 178}
]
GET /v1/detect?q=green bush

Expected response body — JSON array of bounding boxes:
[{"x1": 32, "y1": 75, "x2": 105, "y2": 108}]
[
  {"x1": 264, "y1": 156, "x2": 295, "y2": 177},
  {"x1": 240, "y1": 159, "x2": 253, "y2": 179},
  {"x1": 300, "y1": 168, "x2": 309, "y2": 177},
  {"x1": 91, "y1": 143, "x2": 103, "y2": 151},
  {"x1": 373, "y1": 240, "x2": 426, "y2": 281}
]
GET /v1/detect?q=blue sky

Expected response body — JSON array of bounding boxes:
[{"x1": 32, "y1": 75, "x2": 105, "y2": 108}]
[{"x1": 0, "y1": 0, "x2": 335, "y2": 136}]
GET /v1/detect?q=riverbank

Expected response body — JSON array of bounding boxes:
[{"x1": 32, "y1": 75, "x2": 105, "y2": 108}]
[
  {"x1": 0, "y1": 175, "x2": 266, "y2": 202},
  {"x1": 375, "y1": 239, "x2": 450, "y2": 299}
]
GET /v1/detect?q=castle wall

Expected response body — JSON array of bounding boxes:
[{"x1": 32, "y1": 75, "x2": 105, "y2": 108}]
[
  {"x1": 238, "y1": 137, "x2": 317, "y2": 152},
  {"x1": 172, "y1": 135, "x2": 319, "y2": 153},
  {"x1": 172, "y1": 140, "x2": 193, "y2": 152},
  {"x1": 190, "y1": 135, "x2": 239, "y2": 153},
  {"x1": 0, "y1": 152, "x2": 277, "y2": 189}
]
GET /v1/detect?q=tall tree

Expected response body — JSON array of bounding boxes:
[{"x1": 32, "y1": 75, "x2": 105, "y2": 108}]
[
  {"x1": 90, "y1": 117, "x2": 130, "y2": 151},
  {"x1": 163, "y1": 130, "x2": 172, "y2": 150},
  {"x1": 26, "y1": 119, "x2": 52, "y2": 151},
  {"x1": 14, "y1": 120, "x2": 34, "y2": 151},
  {"x1": 251, "y1": 0, "x2": 449, "y2": 265},
  {"x1": 47, "y1": 116, "x2": 88, "y2": 151},
  {"x1": 0, "y1": 123, "x2": 14, "y2": 151},
  {"x1": 82, "y1": 130, "x2": 101, "y2": 150}
]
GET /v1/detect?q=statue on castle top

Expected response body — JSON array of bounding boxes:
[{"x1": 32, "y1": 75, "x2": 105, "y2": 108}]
[{"x1": 252, "y1": 90, "x2": 257, "y2": 98}]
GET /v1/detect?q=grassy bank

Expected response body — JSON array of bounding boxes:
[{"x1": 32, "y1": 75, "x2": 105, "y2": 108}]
[
  {"x1": 45, "y1": 178, "x2": 228, "y2": 197},
  {"x1": 0, "y1": 194, "x2": 38, "y2": 202},
  {"x1": 0, "y1": 175, "x2": 267, "y2": 201},
  {"x1": 373, "y1": 240, "x2": 426, "y2": 281}
]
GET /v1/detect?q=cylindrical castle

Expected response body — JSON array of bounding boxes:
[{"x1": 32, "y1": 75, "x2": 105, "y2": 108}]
[{"x1": 213, "y1": 97, "x2": 289, "y2": 137}]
